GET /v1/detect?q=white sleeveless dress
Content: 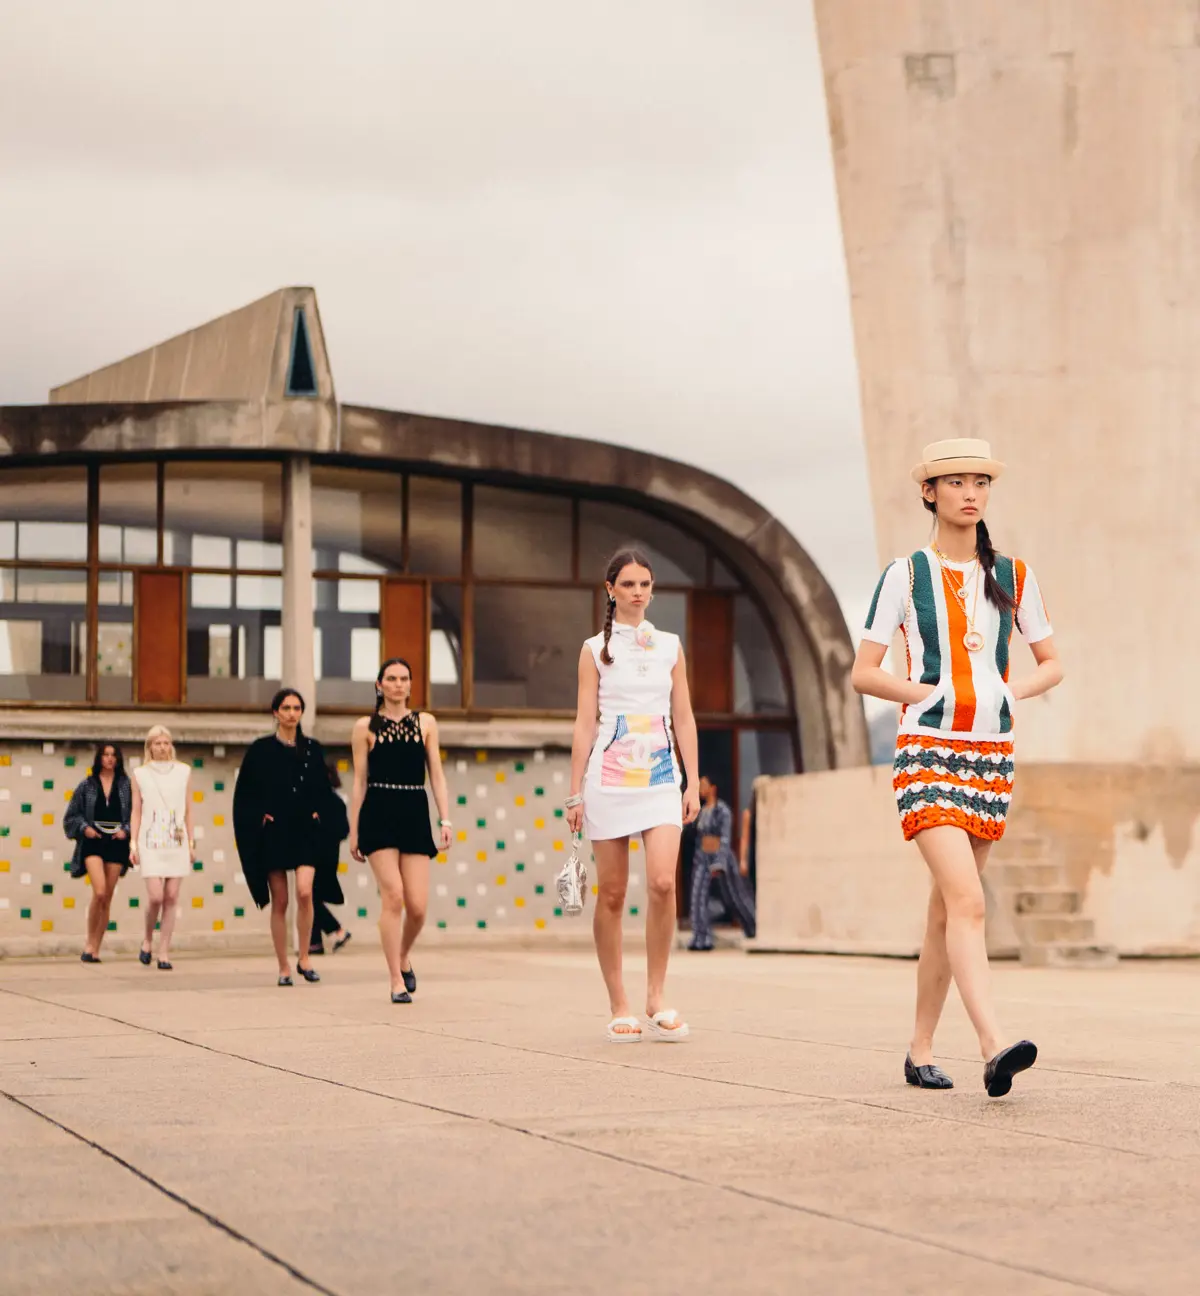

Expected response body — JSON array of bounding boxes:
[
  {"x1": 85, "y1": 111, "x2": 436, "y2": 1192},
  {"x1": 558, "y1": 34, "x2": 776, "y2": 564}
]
[
  {"x1": 134, "y1": 762, "x2": 191, "y2": 878},
  {"x1": 583, "y1": 619, "x2": 682, "y2": 841}
]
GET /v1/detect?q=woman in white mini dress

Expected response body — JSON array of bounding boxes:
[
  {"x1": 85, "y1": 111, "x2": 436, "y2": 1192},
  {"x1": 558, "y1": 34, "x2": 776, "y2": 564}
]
[
  {"x1": 567, "y1": 548, "x2": 700, "y2": 1043},
  {"x1": 130, "y1": 725, "x2": 195, "y2": 971}
]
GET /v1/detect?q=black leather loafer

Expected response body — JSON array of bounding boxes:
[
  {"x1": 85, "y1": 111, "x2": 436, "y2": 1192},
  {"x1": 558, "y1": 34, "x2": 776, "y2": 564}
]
[
  {"x1": 391, "y1": 990, "x2": 412, "y2": 1004},
  {"x1": 905, "y1": 1053, "x2": 954, "y2": 1089},
  {"x1": 296, "y1": 964, "x2": 320, "y2": 983},
  {"x1": 402, "y1": 966, "x2": 417, "y2": 994},
  {"x1": 138, "y1": 949, "x2": 152, "y2": 966},
  {"x1": 984, "y1": 1040, "x2": 1038, "y2": 1097}
]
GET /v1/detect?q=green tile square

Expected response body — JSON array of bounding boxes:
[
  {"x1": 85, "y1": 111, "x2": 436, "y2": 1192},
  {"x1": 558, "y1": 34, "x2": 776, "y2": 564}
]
[
  {"x1": 0, "y1": 827, "x2": 8, "y2": 837},
  {"x1": 534, "y1": 884, "x2": 545, "y2": 895},
  {"x1": 41, "y1": 883, "x2": 53, "y2": 895},
  {"x1": 357, "y1": 907, "x2": 368, "y2": 919},
  {"x1": 234, "y1": 906, "x2": 245, "y2": 917},
  {"x1": 476, "y1": 817, "x2": 486, "y2": 829},
  {"x1": 64, "y1": 756, "x2": 76, "y2": 767},
  {"x1": 457, "y1": 795, "x2": 467, "y2": 806},
  {"x1": 192, "y1": 860, "x2": 203, "y2": 871},
  {"x1": 42, "y1": 779, "x2": 54, "y2": 790},
  {"x1": 629, "y1": 906, "x2": 639, "y2": 916},
  {"x1": 155, "y1": 921, "x2": 161, "y2": 931},
  {"x1": 515, "y1": 862, "x2": 525, "y2": 872},
  {"x1": 476, "y1": 920, "x2": 487, "y2": 929},
  {"x1": 515, "y1": 761, "x2": 525, "y2": 773},
  {"x1": 62, "y1": 862, "x2": 71, "y2": 872},
  {"x1": 553, "y1": 906, "x2": 563, "y2": 917},
  {"x1": 214, "y1": 781, "x2": 225, "y2": 792},
  {"x1": 128, "y1": 896, "x2": 139, "y2": 908},
  {"x1": 495, "y1": 840, "x2": 505, "y2": 851},
  {"x1": 456, "y1": 897, "x2": 466, "y2": 908},
  {"x1": 107, "y1": 921, "x2": 117, "y2": 931},
  {"x1": 553, "y1": 808, "x2": 563, "y2": 819},
  {"x1": 213, "y1": 883, "x2": 224, "y2": 894},
  {"x1": 436, "y1": 920, "x2": 447, "y2": 929},
  {"x1": 534, "y1": 787, "x2": 544, "y2": 797},
  {"x1": 192, "y1": 758, "x2": 204, "y2": 769},
  {"x1": 21, "y1": 804, "x2": 32, "y2": 815},
  {"x1": 20, "y1": 908, "x2": 31, "y2": 920}
]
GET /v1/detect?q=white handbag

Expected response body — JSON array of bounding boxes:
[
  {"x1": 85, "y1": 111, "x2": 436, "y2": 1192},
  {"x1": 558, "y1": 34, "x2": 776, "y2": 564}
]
[{"x1": 555, "y1": 832, "x2": 588, "y2": 915}]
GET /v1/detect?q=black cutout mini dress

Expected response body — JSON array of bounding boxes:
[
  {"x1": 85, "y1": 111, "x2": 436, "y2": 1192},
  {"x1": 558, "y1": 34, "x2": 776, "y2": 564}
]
[{"x1": 357, "y1": 711, "x2": 439, "y2": 858}]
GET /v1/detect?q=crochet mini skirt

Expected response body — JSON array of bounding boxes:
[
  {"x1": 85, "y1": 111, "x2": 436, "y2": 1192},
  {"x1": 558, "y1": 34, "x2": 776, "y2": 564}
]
[{"x1": 893, "y1": 734, "x2": 1014, "y2": 842}]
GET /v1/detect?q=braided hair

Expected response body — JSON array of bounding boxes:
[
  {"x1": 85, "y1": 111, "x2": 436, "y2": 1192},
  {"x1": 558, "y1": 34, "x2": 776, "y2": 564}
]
[
  {"x1": 369, "y1": 657, "x2": 413, "y2": 735},
  {"x1": 921, "y1": 488, "x2": 1017, "y2": 616},
  {"x1": 599, "y1": 547, "x2": 655, "y2": 666}
]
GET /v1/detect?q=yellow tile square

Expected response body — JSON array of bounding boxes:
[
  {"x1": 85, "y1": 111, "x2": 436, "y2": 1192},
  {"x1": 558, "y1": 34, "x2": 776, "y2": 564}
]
[
  {"x1": 457, "y1": 830, "x2": 468, "y2": 842},
  {"x1": 193, "y1": 790, "x2": 204, "y2": 803},
  {"x1": 0, "y1": 861, "x2": 9, "y2": 872},
  {"x1": 495, "y1": 770, "x2": 506, "y2": 783},
  {"x1": 514, "y1": 897, "x2": 525, "y2": 909},
  {"x1": 191, "y1": 896, "x2": 204, "y2": 909},
  {"x1": 515, "y1": 796, "x2": 525, "y2": 807},
  {"x1": 476, "y1": 850, "x2": 487, "y2": 863},
  {"x1": 84, "y1": 875, "x2": 91, "y2": 887},
  {"x1": 20, "y1": 837, "x2": 31, "y2": 849},
  {"x1": 41, "y1": 919, "x2": 53, "y2": 932},
  {"x1": 591, "y1": 884, "x2": 598, "y2": 895},
  {"x1": 475, "y1": 750, "x2": 488, "y2": 762},
  {"x1": 62, "y1": 896, "x2": 75, "y2": 909},
  {"x1": 212, "y1": 919, "x2": 224, "y2": 932},
  {"x1": 213, "y1": 815, "x2": 225, "y2": 827},
  {"x1": 337, "y1": 759, "x2": 350, "y2": 773},
  {"x1": 436, "y1": 853, "x2": 447, "y2": 864},
  {"x1": 553, "y1": 840, "x2": 563, "y2": 852},
  {"x1": 495, "y1": 874, "x2": 506, "y2": 886},
  {"x1": 64, "y1": 790, "x2": 72, "y2": 801},
  {"x1": 0, "y1": 755, "x2": 10, "y2": 766},
  {"x1": 337, "y1": 862, "x2": 348, "y2": 874},
  {"x1": 534, "y1": 817, "x2": 545, "y2": 830},
  {"x1": 42, "y1": 813, "x2": 54, "y2": 826},
  {"x1": 630, "y1": 840, "x2": 640, "y2": 852},
  {"x1": 534, "y1": 918, "x2": 546, "y2": 930}
]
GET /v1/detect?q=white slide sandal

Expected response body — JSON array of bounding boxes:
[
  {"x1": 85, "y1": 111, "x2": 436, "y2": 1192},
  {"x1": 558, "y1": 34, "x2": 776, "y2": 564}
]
[
  {"x1": 645, "y1": 1009, "x2": 690, "y2": 1042},
  {"x1": 606, "y1": 1016, "x2": 644, "y2": 1044}
]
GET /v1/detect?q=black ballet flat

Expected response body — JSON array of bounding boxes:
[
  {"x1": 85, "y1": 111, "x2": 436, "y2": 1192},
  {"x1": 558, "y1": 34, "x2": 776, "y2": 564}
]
[
  {"x1": 157, "y1": 960, "x2": 173, "y2": 971},
  {"x1": 401, "y1": 965, "x2": 417, "y2": 994},
  {"x1": 984, "y1": 1040, "x2": 1038, "y2": 1097},
  {"x1": 333, "y1": 932, "x2": 352, "y2": 953},
  {"x1": 138, "y1": 949, "x2": 152, "y2": 966},
  {"x1": 905, "y1": 1053, "x2": 954, "y2": 1089},
  {"x1": 80, "y1": 952, "x2": 100, "y2": 964},
  {"x1": 278, "y1": 975, "x2": 293, "y2": 987},
  {"x1": 296, "y1": 964, "x2": 320, "y2": 983},
  {"x1": 391, "y1": 990, "x2": 412, "y2": 1004}
]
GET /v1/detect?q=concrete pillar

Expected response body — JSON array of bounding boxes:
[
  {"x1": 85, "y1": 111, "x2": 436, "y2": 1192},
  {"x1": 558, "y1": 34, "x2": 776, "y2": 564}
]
[
  {"x1": 281, "y1": 456, "x2": 316, "y2": 721},
  {"x1": 814, "y1": 2, "x2": 1200, "y2": 765}
]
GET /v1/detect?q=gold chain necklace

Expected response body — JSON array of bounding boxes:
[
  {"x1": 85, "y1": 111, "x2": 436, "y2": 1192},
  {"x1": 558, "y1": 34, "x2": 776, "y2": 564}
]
[{"x1": 933, "y1": 546, "x2": 985, "y2": 652}]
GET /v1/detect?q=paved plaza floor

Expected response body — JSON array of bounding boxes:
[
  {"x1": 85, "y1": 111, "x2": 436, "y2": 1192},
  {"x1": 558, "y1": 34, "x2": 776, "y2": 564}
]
[{"x1": 1, "y1": 943, "x2": 1197, "y2": 1295}]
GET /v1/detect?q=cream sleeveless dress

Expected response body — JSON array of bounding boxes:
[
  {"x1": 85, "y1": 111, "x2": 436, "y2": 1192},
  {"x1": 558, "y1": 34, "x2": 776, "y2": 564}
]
[{"x1": 134, "y1": 761, "x2": 191, "y2": 878}]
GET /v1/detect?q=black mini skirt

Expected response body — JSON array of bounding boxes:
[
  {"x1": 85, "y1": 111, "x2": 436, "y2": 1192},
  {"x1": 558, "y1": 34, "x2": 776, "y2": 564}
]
[{"x1": 358, "y1": 787, "x2": 438, "y2": 859}]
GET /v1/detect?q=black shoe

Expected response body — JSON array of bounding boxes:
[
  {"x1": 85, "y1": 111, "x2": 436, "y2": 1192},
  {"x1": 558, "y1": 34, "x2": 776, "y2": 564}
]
[
  {"x1": 332, "y1": 931, "x2": 352, "y2": 953},
  {"x1": 308, "y1": 944, "x2": 325, "y2": 957},
  {"x1": 278, "y1": 975, "x2": 293, "y2": 987},
  {"x1": 80, "y1": 952, "x2": 100, "y2": 964},
  {"x1": 984, "y1": 1040, "x2": 1038, "y2": 1097},
  {"x1": 296, "y1": 964, "x2": 320, "y2": 983},
  {"x1": 905, "y1": 1053, "x2": 954, "y2": 1089},
  {"x1": 402, "y1": 965, "x2": 417, "y2": 994},
  {"x1": 157, "y1": 960, "x2": 173, "y2": 971},
  {"x1": 138, "y1": 949, "x2": 152, "y2": 966},
  {"x1": 391, "y1": 990, "x2": 412, "y2": 1004}
]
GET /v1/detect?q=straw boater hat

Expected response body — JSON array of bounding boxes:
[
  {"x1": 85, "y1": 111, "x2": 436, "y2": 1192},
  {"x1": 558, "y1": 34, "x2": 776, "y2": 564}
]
[{"x1": 910, "y1": 438, "x2": 1005, "y2": 484}]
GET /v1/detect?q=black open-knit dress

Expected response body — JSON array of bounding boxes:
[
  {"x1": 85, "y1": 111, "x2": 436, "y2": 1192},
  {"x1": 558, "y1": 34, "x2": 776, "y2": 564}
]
[{"x1": 357, "y1": 711, "x2": 438, "y2": 858}]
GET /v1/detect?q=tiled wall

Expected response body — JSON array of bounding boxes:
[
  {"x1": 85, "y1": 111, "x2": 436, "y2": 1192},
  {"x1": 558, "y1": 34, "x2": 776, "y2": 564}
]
[{"x1": 0, "y1": 741, "x2": 644, "y2": 951}]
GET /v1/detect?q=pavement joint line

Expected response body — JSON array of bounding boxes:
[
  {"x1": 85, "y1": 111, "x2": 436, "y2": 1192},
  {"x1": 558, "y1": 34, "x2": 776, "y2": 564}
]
[
  {"x1": 0, "y1": 1009, "x2": 1121, "y2": 1296},
  {"x1": 0, "y1": 1089, "x2": 341, "y2": 1296},
  {"x1": 2, "y1": 986, "x2": 1163, "y2": 1163}
]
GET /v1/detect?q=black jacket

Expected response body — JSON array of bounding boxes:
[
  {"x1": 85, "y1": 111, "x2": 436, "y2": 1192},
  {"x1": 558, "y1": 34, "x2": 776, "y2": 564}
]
[{"x1": 63, "y1": 774, "x2": 132, "y2": 877}]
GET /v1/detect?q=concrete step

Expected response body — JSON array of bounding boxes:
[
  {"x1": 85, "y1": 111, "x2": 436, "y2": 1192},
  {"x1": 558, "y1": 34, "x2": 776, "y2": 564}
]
[
  {"x1": 1013, "y1": 888, "x2": 1081, "y2": 916},
  {"x1": 1016, "y1": 914, "x2": 1096, "y2": 943},
  {"x1": 1019, "y1": 942, "x2": 1120, "y2": 969},
  {"x1": 988, "y1": 862, "x2": 1065, "y2": 889}
]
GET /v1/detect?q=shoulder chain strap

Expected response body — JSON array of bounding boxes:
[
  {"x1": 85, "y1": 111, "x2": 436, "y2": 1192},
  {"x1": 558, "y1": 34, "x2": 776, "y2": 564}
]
[{"x1": 905, "y1": 556, "x2": 914, "y2": 628}]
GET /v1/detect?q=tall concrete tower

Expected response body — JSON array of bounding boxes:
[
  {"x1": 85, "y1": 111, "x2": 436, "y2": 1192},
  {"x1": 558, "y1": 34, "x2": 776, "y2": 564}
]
[{"x1": 814, "y1": 3, "x2": 1200, "y2": 771}]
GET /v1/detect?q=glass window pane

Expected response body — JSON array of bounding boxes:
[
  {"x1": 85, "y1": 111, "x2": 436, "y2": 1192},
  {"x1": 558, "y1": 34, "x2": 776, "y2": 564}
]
[
  {"x1": 237, "y1": 540, "x2": 283, "y2": 570},
  {"x1": 0, "y1": 467, "x2": 88, "y2": 562},
  {"x1": 647, "y1": 591, "x2": 687, "y2": 653},
  {"x1": 97, "y1": 566, "x2": 133, "y2": 703},
  {"x1": 733, "y1": 595, "x2": 789, "y2": 716},
  {"x1": 235, "y1": 575, "x2": 282, "y2": 611},
  {"x1": 185, "y1": 576, "x2": 280, "y2": 706},
  {"x1": 312, "y1": 467, "x2": 404, "y2": 573},
  {"x1": 472, "y1": 587, "x2": 592, "y2": 710},
  {"x1": 99, "y1": 463, "x2": 158, "y2": 565},
  {"x1": 97, "y1": 571, "x2": 135, "y2": 607},
  {"x1": 713, "y1": 556, "x2": 739, "y2": 588},
  {"x1": 164, "y1": 463, "x2": 282, "y2": 570},
  {"x1": 0, "y1": 567, "x2": 87, "y2": 701},
  {"x1": 738, "y1": 730, "x2": 796, "y2": 812},
  {"x1": 431, "y1": 583, "x2": 463, "y2": 708},
  {"x1": 473, "y1": 486, "x2": 571, "y2": 580},
  {"x1": 314, "y1": 576, "x2": 382, "y2": 708},
  {"x1": 578, "y1": 500, "x2": 706, "y2": 586},
  {"x1": 408, "y1": 477, "x2": 461, "y2": 576}
]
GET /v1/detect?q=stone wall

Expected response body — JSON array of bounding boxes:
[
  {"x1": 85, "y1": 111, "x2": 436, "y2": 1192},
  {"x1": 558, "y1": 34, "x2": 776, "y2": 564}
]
[{"x1": 0, "y1": 740, "x2": 625, "y2": 956}]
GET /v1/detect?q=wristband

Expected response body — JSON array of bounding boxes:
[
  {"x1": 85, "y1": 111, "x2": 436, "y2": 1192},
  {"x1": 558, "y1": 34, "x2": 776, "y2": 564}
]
[
  {"x1": 564, "y1": 794, "x2": 583, "y2": 809},
  {"x1": 438, "y1": 819, "x2": 452, "y2": 828}
]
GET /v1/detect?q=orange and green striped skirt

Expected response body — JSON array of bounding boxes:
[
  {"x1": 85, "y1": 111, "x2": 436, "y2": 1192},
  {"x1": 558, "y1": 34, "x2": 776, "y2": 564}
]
[{"x1": 893, "y1": 735, "x2": 1014, "y2": 842}]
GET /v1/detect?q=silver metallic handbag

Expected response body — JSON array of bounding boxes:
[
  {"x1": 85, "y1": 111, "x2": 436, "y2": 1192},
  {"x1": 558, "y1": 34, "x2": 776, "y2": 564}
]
[{"x1": 555, "y1": 832, "x2": 588, "y2": 916}]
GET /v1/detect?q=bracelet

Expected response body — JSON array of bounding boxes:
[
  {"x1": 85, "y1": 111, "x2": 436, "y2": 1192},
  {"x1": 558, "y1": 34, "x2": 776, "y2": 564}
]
[
  {"x1": 438, "y1": 819, "x2": 452, "y2": 828},
  {"x1": 564, "y1": 794, "x2": 583, "y2": 809}
]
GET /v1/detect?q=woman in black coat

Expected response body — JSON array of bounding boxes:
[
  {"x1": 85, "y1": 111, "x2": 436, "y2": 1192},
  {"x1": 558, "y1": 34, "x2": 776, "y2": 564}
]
[
  {"x1": 63, "y1": 742, "x2": 132, "y2": 964},
  {"x1": 232, "y1": 689, "x2": 340, "y2": 986}
]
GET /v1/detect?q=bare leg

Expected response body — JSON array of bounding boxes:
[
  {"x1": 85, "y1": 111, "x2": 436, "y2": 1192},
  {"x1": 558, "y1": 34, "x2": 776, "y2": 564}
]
[
  {"x1": 158, "y1": 877, "x2": 182, "y2": 963},
  {"x1": 914, "y1": 827, "x2": 1004, "y2": 1061},
  {"x1": 267, "y1": 871, "x2": 291, "y2": 976},
  {"x1": 96, "y1": 864, "x2": 122, "y2": 955},
  {"x1": 641, "y1": 825, "x2": 683, "y2": 1020},
  {"x1": 143, "y1": 877, "x2": 164, "y2": 954},
  {"x1": 294, "y1": 867, "x2": 316, "y2": 971},
  {"x1": 397, "y1": 856, "x2": 429, "y2": 971},
  {"x1": 591, "y1": 838, "x2": 632, "y2": 1025},
  {"x1": 910, "y1": 838, "x2": 991, "y2": 1065},
  {"x1": 368, "y1": 850, "x2": 405, "y2": 994},
  {"x1": 83, "y1": 856, "x2": 110, "y2": 956}
]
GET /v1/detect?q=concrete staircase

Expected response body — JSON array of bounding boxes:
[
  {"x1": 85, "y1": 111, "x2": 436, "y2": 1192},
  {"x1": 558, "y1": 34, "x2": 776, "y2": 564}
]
[{"x1": 986, "y1": 835, "x2": 1119, "y2": 968}]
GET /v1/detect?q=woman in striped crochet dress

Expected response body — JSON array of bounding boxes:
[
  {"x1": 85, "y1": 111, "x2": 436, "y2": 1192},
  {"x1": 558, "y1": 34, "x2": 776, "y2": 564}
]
[{"x1": 852, "y1": 439, "x2": 1063, "y2": 1098}]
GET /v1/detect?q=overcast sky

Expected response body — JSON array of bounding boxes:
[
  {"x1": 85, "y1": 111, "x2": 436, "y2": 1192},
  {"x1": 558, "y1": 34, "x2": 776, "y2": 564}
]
[{"x1": 0, "y1": 0, "x2": 878, "y2": 626}]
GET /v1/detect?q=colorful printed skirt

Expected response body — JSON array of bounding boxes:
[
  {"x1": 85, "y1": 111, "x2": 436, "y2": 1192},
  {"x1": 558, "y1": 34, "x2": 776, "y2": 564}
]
[{"x1": 893, "y1": 735, "x2": 1015, "y2": 842}]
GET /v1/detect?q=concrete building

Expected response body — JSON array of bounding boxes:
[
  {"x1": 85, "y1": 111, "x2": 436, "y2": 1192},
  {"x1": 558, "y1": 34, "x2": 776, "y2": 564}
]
[
  {"x1": 755, "y1": 2, "x2": 1200, "y2": 960},
  {"x1": 0, "y1": 287, "x2": 865, "y2": 953}
]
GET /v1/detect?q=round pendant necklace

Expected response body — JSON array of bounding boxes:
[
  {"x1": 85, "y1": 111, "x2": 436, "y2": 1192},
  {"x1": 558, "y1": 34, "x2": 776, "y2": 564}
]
[{"x1": 934, "y1": 548, "x2": 985, "y2": 652}]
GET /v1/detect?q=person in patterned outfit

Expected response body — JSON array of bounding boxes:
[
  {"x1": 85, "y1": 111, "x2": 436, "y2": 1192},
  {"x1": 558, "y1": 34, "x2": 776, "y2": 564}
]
[
  {"x1": 688, "y1": 775, "x2": 756, "y2": 949},
  {"x1": 852, "y1": 440, "x2": 1063, "y2": 1098}
]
